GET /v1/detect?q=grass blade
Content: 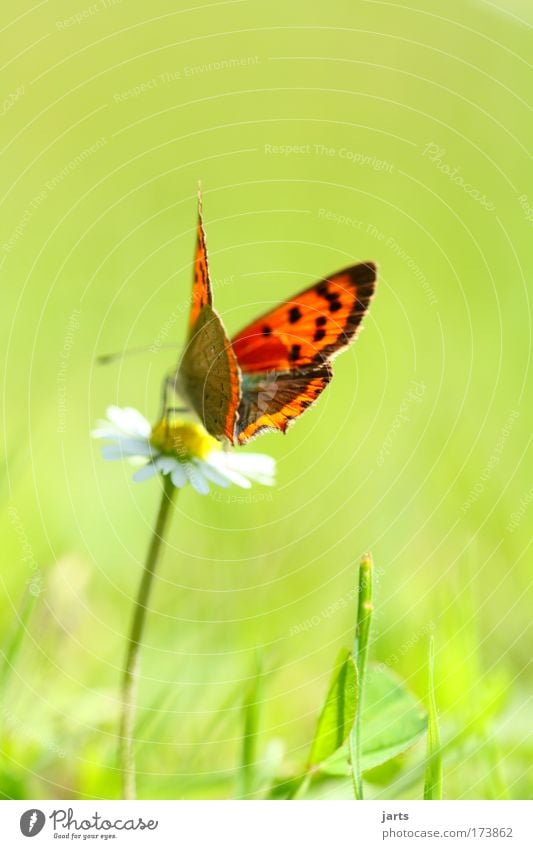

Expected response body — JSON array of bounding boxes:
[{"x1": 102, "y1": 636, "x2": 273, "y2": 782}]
[
  {"x1": 237, "y1": 652, "x2": 263, "y2": 799},
  {"x1": 349, "y1": 552, "x2": 374, "y2": 800},
  {"x1": 0, "y1": 587, "x2": 38, "y2": 698},
  {"x1": 424, "y1": 634, "x2": 443, "y2": 799}
]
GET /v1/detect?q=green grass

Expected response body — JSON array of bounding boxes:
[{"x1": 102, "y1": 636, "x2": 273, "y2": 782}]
[
  {"x1": 1, "y1": 0, "x2": 531, "y2": 801},
  {"x1": 350, "y1": 553, "x2": 373, "y2": 799},
  {"x1": 424, "y1": 635, "x2": 443, "y2": 800}
]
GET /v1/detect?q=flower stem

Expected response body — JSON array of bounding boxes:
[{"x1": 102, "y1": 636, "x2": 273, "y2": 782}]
[
  {"x1": 349, "y1": 553, "x2": 373, "y2": 800},
  {"x1": 119, "y1": 474, "x2": 176, "y2": 800}
]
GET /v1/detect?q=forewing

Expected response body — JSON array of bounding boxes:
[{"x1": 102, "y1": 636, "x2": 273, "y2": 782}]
[
  {"x1": 188, "y1": 188, "x2": 212, "y2": 333},
  {"x1": 231, "y1": 262, "x2": 376, "y2": 372}
]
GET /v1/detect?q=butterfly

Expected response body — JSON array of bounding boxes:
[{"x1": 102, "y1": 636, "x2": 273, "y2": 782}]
[{"x1": 171, "y1": 190, "x2": 377, "y2": 445}]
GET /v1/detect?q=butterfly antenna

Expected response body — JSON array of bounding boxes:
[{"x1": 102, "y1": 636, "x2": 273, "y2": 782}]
[
  {"x1": 97, "y1": 344, "x2": 179, "y2": 366},
  {"x1": 197, "y1": 180, "x2": 203, "y2": 217}
]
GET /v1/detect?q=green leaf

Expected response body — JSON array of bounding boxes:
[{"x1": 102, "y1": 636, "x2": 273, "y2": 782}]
[
  {"x1": 308, "y1": 649, "x2": 358, "y2": 768},
  {"x1": 319, "y1": 664, "x2": 426, "y2": 776}
]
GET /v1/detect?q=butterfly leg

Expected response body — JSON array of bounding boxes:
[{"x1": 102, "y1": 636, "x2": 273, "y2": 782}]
[
  {"x1": 159, "y1": 374, "x2": 174, "y2": 421},
  {"x1": 160, "y1": 373, "x2": 190, "y2": 424}
]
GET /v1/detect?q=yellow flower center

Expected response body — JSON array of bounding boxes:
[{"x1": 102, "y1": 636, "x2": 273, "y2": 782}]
[{"x1": 150, "y1": 418, "x2": 220, "y2": 461}]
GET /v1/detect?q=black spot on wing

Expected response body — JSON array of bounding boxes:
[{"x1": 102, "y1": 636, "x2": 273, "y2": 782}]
[{"x1": 289, "y1": 344, "x2": 301, "y2": 362}]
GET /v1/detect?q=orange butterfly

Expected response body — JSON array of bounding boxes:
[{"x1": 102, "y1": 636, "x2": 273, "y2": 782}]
[{"x1": 172, "y1": 191, "x2": 376, "y2": 445}]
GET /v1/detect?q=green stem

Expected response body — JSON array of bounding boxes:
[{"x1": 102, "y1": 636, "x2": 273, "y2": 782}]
[
  {"x1": 423, "y1": 635, "x2": 443, "y2": 799},
  {"x1": 350, "y1": 553, "x2": 373, "y2": 800},
  {"x1": 237, "y1": 651, "x2": 262, "y2": 800},
  {"x1": 119, "y1": 474, "x2": 176, "y2": 800}
]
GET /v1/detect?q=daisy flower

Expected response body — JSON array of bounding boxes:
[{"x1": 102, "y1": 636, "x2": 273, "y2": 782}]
[{"x1": 92, "y1": 406, "x2": 276, "y2": 495}]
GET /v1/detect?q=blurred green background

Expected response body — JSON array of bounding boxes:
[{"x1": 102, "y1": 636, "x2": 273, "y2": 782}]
[{"x1": 1, "y1": 0, "x2": 531, "y2": 800}]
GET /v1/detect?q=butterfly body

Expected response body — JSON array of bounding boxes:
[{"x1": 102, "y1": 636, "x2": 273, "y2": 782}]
[{"x1": 173, "y1": 191, "x2": 376, "y2": 445}]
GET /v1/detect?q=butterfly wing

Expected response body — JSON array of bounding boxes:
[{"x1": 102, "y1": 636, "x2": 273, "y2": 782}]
[
  {"x1": 236, "y1": 365, "x2": 332, "y2": 444},
  {"x1": 188, "y1": 187, "x2": 213, "y2": 333},
  {"x1": 231, "y1": 262, "x2": 376, "y2": 371},
  {"x1": 231, "y1": 262, "x2": 376, "y2": 444},
  {"x1": 175, "y1": 190, "x2": 241, "y2": 442},
  {"x1": 178, "y1": 305, "x2": 241, "y2": 443}
]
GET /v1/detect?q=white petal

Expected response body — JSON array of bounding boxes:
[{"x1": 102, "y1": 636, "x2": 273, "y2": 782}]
[
  {"x1": 132, "y1": 463, "x2": 160, "y2": 482},
  {"x1": 122, "y1": 437, "x2": 154, "y2": 455},
  {"x1": 93, "y1": 407, "x2": 152, "y2": 442},
  {"x1": 208, "y1": 451, "x2": 277, "y2": 488},
  {"x1": 155, "y1": 456, "x2": 177, "y2": 474},
  {"x1": 101, "y1": 437, "x2": 153, "y2": 458},
  {"x1": 185, "y1": 463, "x2": 210, "y2": 495},
  {"x1": 199, "y1": 460, "x2": 232, "y2": 488},
  {"x1": 91, "y1": 420, "x2": 122, "y2": 439},
  {"x1": 206, "y1": 454, "x2": 252, "y2": 489},
  {"x1": 221, "y1": 468, "x2": 252, "y2": 488},
  {"x1": 120, "y1": 407, "x2": 151, "y2": 438},
  {"x1": 228, "y1": 453, "x2": 276, "y2": 481},
  {"x1": 101, "y1": 444, "x2": 129, "y2": 461},
  {"x1": 170, "y1": 464, "x2": 188, "y2": 488},
  {"x1": 105, "y1": 405, "x2": 132, "y2": 430},
  {"x1": 104, "y1": 405, "x2": 151, "y2": 437}
]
